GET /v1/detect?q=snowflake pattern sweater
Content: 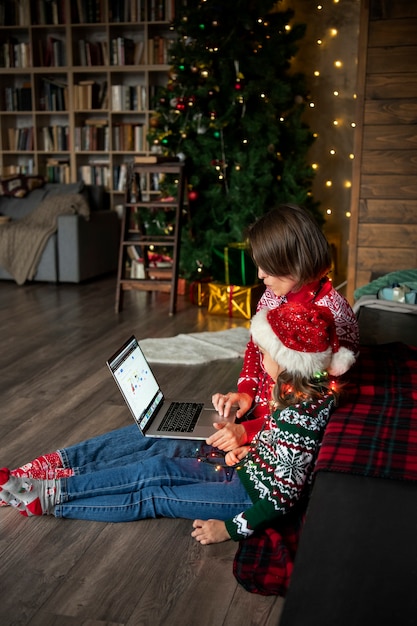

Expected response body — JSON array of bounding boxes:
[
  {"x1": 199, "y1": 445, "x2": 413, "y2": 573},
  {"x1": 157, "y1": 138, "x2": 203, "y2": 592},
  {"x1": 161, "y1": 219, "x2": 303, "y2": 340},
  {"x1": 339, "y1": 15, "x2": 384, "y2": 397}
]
[
  {"x1": 225, "y1": 392, "x2": 336, "y2": 541},
  {"x1": 237, "y1": 278, "x2": 359, "y2": 438}
]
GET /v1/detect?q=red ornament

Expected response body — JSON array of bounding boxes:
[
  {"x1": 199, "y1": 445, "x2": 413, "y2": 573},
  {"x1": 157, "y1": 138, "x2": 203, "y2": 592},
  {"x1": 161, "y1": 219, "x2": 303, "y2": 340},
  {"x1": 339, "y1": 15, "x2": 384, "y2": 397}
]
[{"x1": 188, "y1": 190, "x2": 198, "y2": 201}]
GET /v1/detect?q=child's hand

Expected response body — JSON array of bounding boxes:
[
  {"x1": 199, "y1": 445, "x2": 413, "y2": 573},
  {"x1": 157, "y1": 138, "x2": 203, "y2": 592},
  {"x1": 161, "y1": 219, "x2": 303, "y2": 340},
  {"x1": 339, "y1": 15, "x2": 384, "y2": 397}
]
[
  {"x1": 206, "y1": 422, "x2": 247, "y2": 451},
  {"x1": 191, "y1": 519, "x2": 230, "y2": 544},
  {"x1": 225, "y1": 446, "x2": 250, "y2": 466}
]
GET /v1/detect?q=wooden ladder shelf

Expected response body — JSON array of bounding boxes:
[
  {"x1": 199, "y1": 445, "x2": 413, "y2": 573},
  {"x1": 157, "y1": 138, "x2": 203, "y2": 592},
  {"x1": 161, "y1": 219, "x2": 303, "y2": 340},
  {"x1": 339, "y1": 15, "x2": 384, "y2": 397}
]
[{"x1": 115, "y1": 161, "x2": 186, "y2": 315}]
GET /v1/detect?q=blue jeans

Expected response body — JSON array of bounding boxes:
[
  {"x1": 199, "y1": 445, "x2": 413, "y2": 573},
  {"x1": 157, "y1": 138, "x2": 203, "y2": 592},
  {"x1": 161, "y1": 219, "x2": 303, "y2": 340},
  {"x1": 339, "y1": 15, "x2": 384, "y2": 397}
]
[{"x1": 55, "y1": 425, "x2": 251, "y2": 523}]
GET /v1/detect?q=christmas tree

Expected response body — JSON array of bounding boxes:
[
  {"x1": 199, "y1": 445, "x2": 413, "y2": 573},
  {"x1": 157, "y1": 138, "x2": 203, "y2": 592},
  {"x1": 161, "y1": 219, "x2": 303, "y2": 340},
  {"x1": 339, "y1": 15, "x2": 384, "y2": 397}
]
[{"x1": 148, "y1": 0, "x2": 322, "y2": 280}]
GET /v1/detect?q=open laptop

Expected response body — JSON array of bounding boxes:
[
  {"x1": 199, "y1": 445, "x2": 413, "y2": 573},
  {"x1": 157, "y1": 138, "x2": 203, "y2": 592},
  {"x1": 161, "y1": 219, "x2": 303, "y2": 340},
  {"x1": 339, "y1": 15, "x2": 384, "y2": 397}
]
[{"x1": 107, "y1": 335, "x2": 229, "y2": 440}]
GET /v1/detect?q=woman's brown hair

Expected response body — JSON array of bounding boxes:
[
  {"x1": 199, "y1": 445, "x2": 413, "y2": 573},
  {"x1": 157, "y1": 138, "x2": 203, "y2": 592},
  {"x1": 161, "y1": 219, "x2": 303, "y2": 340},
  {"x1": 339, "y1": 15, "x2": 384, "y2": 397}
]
[{"x1": 247, "y1": 204, "x2": 332, "y2": 289}]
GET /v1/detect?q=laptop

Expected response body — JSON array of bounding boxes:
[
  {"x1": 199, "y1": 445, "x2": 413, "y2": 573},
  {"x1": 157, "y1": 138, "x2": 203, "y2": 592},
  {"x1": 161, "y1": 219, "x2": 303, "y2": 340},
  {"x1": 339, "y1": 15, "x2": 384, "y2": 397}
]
[{"x1": 107, "y1": 335, "x2": 229, "y2": 440}]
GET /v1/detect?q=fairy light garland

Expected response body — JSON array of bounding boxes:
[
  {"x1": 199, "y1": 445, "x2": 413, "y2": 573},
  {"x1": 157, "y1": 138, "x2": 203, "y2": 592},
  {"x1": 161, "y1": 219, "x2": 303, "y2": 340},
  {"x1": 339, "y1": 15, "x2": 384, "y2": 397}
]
[{"x1": 284, "y1": 0, "x2": 360, "y2": 283}]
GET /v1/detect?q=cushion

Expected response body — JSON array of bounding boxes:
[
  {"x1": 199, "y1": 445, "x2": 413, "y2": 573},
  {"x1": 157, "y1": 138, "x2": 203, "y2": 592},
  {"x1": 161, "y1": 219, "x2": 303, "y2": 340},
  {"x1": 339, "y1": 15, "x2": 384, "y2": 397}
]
[{"x1": 0, "y1": 175, "x2": 45, "y2": 198}]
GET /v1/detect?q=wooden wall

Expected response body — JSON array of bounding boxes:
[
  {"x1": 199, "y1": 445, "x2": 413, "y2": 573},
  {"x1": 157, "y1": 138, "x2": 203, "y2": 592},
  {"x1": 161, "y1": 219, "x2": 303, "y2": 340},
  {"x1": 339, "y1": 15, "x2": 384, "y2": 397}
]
[{"x1": 346, "y1": 0, "x2": 417, "y2": 303}]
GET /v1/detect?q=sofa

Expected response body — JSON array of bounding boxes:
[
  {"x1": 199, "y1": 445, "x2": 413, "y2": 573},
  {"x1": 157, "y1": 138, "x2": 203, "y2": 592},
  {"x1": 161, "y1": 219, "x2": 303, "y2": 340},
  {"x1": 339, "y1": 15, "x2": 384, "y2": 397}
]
[{"x1": 0, "y1": 180, "x2": 120, "y2": 284}]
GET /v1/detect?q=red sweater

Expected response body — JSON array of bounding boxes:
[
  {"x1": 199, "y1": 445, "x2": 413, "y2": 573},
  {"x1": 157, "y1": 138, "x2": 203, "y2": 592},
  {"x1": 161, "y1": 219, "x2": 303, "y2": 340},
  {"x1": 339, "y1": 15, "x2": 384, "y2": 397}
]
[{"x1": 237, "y1": 278, "x2": 359, "y2": 442}]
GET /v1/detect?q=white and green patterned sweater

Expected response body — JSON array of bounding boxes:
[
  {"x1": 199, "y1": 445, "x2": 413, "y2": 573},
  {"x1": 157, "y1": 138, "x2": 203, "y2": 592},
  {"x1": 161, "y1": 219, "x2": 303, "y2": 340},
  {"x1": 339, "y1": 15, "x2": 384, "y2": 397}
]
[{"x1": 225, "y1": 393, "x2": 336, "y2": 541}]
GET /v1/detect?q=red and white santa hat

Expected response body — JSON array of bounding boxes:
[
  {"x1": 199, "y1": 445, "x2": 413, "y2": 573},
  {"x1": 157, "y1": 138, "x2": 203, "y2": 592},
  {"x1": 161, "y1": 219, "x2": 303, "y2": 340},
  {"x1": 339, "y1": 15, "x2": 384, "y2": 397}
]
[{"x1": 251, "y1": 302, "x2": 356, "y2": 378}]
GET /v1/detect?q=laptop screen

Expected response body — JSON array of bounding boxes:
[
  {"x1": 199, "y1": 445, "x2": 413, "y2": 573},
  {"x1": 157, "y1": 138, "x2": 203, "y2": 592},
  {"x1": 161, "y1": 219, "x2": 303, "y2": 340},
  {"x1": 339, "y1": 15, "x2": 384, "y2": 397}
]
[{"x1": 107, "y1": 336, "x2": 162, "y2": 431}]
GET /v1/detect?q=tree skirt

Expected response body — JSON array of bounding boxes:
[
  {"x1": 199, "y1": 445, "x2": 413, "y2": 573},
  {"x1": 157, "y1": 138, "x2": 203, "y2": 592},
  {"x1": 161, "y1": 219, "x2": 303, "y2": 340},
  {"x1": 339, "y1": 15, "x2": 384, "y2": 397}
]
[{"x1": 139, "y1": 326, "x2": 250, "y2": 365}]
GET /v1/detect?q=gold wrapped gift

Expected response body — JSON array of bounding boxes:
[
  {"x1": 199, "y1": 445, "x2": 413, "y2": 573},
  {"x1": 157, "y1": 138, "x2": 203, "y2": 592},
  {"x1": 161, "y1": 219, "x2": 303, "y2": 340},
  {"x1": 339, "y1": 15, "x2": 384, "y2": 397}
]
[{"x1": 207, "y1": 283, "x2": 263, "y2": 320}]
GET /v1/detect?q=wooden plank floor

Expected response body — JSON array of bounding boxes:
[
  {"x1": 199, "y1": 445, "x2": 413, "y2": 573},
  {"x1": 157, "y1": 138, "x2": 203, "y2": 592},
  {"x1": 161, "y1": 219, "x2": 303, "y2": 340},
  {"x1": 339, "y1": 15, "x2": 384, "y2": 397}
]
[{"x1": 0, "y1": 274, "x2": 285, "y2": 626}]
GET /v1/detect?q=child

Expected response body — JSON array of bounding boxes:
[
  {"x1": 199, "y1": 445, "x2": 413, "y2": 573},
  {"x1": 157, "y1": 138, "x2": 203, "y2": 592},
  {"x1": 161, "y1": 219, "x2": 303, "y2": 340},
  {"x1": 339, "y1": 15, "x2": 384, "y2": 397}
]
[
  {"x1": 209, "y1": 204, "x2": 359, "y2": 453},
  {"x1": 1, "y1": 302, "x2": 342, "y2": 544}
]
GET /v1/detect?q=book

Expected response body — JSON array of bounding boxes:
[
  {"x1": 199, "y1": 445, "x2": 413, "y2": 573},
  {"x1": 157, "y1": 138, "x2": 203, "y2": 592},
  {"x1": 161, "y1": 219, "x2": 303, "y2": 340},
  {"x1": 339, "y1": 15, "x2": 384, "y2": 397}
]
[{"x1": 133, "y1": 155, "x2": 180, "y2": 164}]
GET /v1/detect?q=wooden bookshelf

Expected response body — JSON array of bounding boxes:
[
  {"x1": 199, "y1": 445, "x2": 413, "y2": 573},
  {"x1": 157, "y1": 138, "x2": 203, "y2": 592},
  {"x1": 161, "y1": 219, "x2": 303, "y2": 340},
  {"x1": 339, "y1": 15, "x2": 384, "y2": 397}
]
[{"x1": 0, "y1": 0, "x2": 179, "y2": 210}]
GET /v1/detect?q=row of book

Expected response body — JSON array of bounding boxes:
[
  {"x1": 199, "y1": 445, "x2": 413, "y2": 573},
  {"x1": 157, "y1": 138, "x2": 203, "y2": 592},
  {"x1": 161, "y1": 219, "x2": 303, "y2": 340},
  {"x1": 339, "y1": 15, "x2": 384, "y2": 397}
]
[
  {"x1": 0, "y1": 40, "x2": 31, "y2": 68},
  {"x1": 0, "y1": 35, "x2": 171, "y2": 69},
  {"x1": 115, "y1": 0, "x2": 182, "y2": 25},
  {"x1": 0, "y1": 0, "x2": 30, "y2": 26},
  {"x1": 45, "y1": 158, "x2": 71, "y2": 183},
  {"x1": 0, "y1": 0, "x2": 64, "y2": 26},
  {"x1": 1, "y1": 161, "x2": 35, "y2": 175},
  {"x1": 40, "y1": 36, "x2": 66, "y2": 67},
  {"x1": 0, "y1": 0, "x2": 179, "y2": 27},
  {"x1": 7, "y1": 126, "x2": 34, "y2": 151},
  {"x1": 110, "y1": 37, "x2": 143, "y2": 66},
  {"x1": 79, "y1": 162, "x2": 111, "y2": 187},
  {"x1": 112, "y1": 124, "x2": 146, "y2": 152},
  {"x1": 3, "y1": 82, "x2": 153, "y2": 113},
  {"x1": 0, "y1": 158, "x2": 166, "y2": 191},
  {"x1": 81, "y1": 36, "x2": 172, "y2": 67},
  {"x1": 39, "y1": 78, "x2": 68, "y2": 111},
  {"x1": 4, "y1": 79, "x2": 67, "y2": 113},
  {"x1": 41, "y1": 125, "x2": 70, "y2": 151},
  {"x1": 73, "y1": 80, "x2": 108, "y2": 110},
  {"x1": 111, "y1": 84, "x2": 147, "y2": 111},
  {"x1": 4, "y1": 85, "x2": 32, "y2": 112},
  {"x1": 74, "y1": 121, "x2": 109, "y2": 151},
  {"x1": 78, "y1": 39, "x2": 109, "y2": 67},
  {"x1": 5, "y1": 125, "x2": 69, "y2": 152}
]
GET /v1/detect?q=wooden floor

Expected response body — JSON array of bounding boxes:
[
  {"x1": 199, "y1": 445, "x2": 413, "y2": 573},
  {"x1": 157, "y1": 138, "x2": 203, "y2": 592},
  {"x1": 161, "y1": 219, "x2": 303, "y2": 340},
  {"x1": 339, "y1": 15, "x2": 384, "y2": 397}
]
[{"x1": 0, "y1": 274, "x2": 285, "y2": 626}]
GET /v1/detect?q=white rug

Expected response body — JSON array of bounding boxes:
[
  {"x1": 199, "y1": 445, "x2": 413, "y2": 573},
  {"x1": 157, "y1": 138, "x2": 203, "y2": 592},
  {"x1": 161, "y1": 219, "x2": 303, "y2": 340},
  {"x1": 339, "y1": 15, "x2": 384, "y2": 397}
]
[{"x1": 139, "y1": 327, "x2": 250, "y2": 365}]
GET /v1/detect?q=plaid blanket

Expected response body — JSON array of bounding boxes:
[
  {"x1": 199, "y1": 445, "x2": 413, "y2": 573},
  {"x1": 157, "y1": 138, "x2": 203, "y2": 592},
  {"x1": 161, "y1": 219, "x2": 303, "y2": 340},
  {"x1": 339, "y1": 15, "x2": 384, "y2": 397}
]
[
  {"x1": 315, "y1": 342, "x2": 417, "y2": 480},
  {"x1": 233, "y1": 503, "x2": 306, "y2": 596}
]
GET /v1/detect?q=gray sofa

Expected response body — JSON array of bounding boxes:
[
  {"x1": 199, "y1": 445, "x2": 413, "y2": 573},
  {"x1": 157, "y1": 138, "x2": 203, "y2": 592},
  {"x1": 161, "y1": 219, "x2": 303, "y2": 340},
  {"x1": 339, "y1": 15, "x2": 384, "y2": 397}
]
[{"x1": 0, "y1": 181, "x2": 120, "y2": 283}]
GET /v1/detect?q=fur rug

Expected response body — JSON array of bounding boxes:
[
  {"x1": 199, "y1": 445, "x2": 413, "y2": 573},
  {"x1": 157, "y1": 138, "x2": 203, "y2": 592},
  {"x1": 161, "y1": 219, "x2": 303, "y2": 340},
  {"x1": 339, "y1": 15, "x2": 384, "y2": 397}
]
[{"x1": 139, "y1": 326, "x2": 250, "y2": 365}]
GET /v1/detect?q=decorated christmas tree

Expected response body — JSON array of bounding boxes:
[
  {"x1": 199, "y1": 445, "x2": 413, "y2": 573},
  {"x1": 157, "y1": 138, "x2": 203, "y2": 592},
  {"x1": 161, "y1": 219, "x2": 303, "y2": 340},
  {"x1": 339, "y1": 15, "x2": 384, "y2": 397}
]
[{"x1": 148, "y1": 0, "x2": 321, "y2": 280}]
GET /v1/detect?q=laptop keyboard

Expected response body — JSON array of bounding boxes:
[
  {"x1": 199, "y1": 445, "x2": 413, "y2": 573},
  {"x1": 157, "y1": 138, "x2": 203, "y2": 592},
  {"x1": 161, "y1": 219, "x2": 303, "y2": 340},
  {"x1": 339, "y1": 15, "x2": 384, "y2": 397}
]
[{"x1": 157, "y1": 402, "x2": 204, "y2": 432}]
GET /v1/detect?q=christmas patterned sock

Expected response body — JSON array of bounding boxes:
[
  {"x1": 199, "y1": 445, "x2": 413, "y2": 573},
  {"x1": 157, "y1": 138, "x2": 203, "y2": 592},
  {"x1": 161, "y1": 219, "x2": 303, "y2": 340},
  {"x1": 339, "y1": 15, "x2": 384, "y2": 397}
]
[
  {"x1": 1, "y1": 455, "x2": 72, "y2": 506},
  {"x1": 11, "y1": 451, "x2": 68, "y2": 479},
  {"x1": 0, "y1": 468, "x2": 60, "y2": 516}
]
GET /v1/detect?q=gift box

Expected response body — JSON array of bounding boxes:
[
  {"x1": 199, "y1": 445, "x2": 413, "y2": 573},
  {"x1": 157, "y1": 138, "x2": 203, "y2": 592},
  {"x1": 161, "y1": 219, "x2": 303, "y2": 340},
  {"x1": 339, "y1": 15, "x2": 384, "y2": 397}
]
[
  {"x1": 207, "y1": 282, "x2": 264, "y2": 320},
  {"x1": 212, "y1": 243, "x2": 257, "y2": 286},
  {"x1": 189, "y1": 279, "x2": 211, "y2": 307}
]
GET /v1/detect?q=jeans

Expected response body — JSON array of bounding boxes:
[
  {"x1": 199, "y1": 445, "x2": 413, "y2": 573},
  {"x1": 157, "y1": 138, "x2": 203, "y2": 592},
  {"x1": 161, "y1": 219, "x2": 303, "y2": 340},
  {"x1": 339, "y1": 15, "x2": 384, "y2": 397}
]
[{"x1": 55, "y1": 425, "x2": 251, "y2": 523}]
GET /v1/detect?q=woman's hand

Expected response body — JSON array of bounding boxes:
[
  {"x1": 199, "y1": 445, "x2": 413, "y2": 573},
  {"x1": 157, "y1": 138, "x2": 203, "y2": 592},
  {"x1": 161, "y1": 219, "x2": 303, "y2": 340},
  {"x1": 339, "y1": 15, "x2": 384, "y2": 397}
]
[
  {"x1": 191, "y1": 519, "x2": 230, "y2": 544},
  {"x1": 224, "y1": 446, "x2": 250, "y2": 466},
  {"x1": 211, "y1": 391, "x2": 252, "y2": 419},
  {"x1": 206, "y1": 422, "x2": 247, "y2": 452}
]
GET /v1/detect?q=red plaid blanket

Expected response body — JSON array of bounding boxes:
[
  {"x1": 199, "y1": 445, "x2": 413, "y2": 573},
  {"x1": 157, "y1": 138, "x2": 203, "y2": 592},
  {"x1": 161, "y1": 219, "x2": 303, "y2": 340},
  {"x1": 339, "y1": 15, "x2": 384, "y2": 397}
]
[{"x1": 315, "y1": 342, "x2": 417, "y2": 481}]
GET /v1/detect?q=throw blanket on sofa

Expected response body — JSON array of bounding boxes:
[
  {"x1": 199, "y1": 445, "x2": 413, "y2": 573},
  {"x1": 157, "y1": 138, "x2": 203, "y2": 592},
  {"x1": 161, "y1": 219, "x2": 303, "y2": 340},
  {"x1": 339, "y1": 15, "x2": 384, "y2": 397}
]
[
  {"x1": 0, "y1": 193, "x2": 90, "y2": 285},
  {"x1": 315, "y1": 342, "x2": 417, "y2": 481}
]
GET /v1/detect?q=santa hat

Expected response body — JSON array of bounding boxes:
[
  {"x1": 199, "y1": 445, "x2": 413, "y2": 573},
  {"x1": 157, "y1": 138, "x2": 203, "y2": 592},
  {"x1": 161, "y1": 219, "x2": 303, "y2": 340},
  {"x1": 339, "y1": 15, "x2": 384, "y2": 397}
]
[{"x1": 251, "y1": 302, "x2": 356, "y2": 378}]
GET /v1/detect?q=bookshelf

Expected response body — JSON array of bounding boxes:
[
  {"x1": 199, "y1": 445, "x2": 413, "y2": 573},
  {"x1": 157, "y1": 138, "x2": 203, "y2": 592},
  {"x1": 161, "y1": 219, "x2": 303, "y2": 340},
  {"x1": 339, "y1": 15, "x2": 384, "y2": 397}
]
[{"x1": 0, "y1": 0, "x2": 179, "y2": 209}]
